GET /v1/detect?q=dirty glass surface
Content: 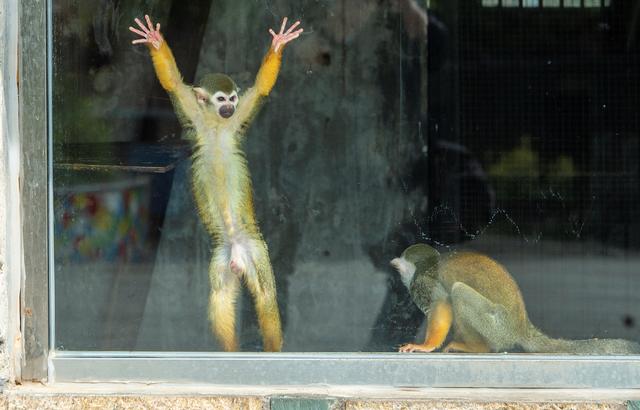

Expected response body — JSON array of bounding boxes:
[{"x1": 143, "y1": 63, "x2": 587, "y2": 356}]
[{"x1": 52, "y1": 0, "x2": 640, "y2": 353}]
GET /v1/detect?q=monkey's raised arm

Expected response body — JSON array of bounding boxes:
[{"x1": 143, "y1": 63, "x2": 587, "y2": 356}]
[
  {"x1": 149, "y1": 38, "x2": 182, "y2": 93},
  {"x1": 233, "y1": 49, "x2": 282, "y2": 130},
  {"x1": 130, "y1": 15, "x2": 201, "y2": 129},
  {"x1": 234, "y1": 18, "x2": 303, "y2": 130}
]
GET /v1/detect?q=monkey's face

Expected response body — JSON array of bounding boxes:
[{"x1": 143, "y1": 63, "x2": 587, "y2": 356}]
[
  {"x1": 211, "y1": 90, "x2": 238, "y2": 119},
  {"x1": 390, "y1": 256, "x2": 416, "y2": 289},
  {"x1": 194, "y1": 87, "x2": 239, "y2": 119},
  {"x1": 391, "y1": 244, "x2": 440, "y2": 288}
]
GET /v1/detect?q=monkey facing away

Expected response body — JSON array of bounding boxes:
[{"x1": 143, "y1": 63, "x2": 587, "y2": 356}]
[
  {"x1": 130, "y1": 15, "x2": 303, "y2": 352},
  {"x1": 391, "y1": 244, "x2": 640, "y2": 354}
]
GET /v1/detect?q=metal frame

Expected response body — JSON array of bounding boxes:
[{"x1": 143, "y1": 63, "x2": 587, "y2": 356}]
[
  {"x1": 50, "y1": 352, "x2": 640, "y2": 388},
  {"x1": 19, "y1": 0, "x2": 50, "y2": 382},
  {"x1": 16, "y1": 0, "x2": 640, "y2": 388}
]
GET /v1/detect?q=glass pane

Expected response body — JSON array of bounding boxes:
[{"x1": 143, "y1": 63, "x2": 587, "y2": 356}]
[
  {"x1": 543, "y1": 0, "x2": 561, "y2": 7},
  {"x1": 523, "y1": 0, "x2": 540, "y2": 7},
  {"x1": 52, "y1": 0, "x2": 640, "y2": 355}
]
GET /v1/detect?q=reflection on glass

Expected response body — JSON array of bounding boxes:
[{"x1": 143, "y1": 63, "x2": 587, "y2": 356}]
[
  {"x1": 543, "y1": 0, "x2": 561, "y2": 7},
  {"x1": 502, "y1": 0, "x2": 520, "y2": 7},
  {"x1": 482, "y1": 0, "x2": 500, "y2": 7},
  {"x1": 53, "y1": 0, "x2": 640, "y2": 353}
]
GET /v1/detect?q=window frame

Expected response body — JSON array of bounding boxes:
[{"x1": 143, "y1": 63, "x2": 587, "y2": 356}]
[
  {"x1": 19, "y1": 0, "x2": 50, "y2": 382},
  {"x1": 17, "y1": 0, "x2": 640, "y2": 387}
]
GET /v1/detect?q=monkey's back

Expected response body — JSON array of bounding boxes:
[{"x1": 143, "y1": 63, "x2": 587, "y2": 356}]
[{"x1": 438, "y1": 252, "x2": 529, "y2": 327}]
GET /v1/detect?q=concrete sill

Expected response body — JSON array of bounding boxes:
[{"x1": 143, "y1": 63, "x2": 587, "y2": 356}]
[{"x1": 2, "y1": 383, "x2": 640, "y2": 409}]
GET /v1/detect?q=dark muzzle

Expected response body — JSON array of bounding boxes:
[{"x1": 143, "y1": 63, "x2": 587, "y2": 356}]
[{"x1": 219, "y1": 105, "x2": 235, "y2": 118}]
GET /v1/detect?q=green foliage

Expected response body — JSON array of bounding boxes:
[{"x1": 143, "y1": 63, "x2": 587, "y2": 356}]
[
  {"x1": 488, "y1": 136, "x2": 539, "y2": 178},
  {"x1": 53, "y1": 75, "x2": 113, "y2": 144}
]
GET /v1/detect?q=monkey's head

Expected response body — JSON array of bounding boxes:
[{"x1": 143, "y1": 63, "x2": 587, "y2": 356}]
[
  {"x1": 390, "y1": 243, "x2": 440, "y2": 288},
  {"x1": 194, "y1": 73, "x2": 239, "y2": 119}
]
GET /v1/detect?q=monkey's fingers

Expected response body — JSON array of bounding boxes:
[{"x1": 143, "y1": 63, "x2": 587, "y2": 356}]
[
  {"x1": 145, "y1": 15, "x2": 155, "y2": 32},
  {"x1": 399, "y1": 343, "x2": 436, "y2": 353},
  {"x1": 129, "y1": 26, "x2": 148, "y2": 39},
  {"x1": 131, "y1": 39, "x2": 148, "y2": 45},
  {"x1": 399, "y1": 344, "x2": 415, "y2": 353},
  {"x1": 283, "y1": 29, "x2": 303, "y2": 43},
  {"x1": 271, "y1": 31, "x2": 303, "y2": 52},
  {"x1": 135, "y1": 18, "x2": 150, "y2": 34},
  {"x1": 286, "y1": 28, "x2": 304, "y2": 38},
  {"x1": 276, "y1": 32, "x2": 302, "y2": 50},
  {"x1": 269, "y1": 28, "x2": 278, "y2": 38},
  {"x1": 279, "y1": 17, "x2": 288, "y2": 35},
  {"x1": 284, "y1": 20, "x2": 301, "y2": 35}
]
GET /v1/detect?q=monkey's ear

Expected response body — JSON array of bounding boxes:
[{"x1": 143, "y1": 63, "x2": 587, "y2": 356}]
[{"x1": 193, "y1": 87, "x2": 209, "y2": 105}]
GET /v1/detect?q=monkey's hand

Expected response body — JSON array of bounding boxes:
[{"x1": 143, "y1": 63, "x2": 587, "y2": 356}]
[
  {"x1": 269, "y1": 17, "x2": 304, "y2": 53},
  {"x1": 129, "y1": 15, "x2": 163, "y2": 50},
  {"x1": 398, "y1": 343, "x2": 437, "y2": 353}
]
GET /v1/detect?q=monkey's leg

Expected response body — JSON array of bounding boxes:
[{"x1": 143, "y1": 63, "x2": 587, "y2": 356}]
[
  {"x1": 449, "y1": 281, "x2": 511, "y2": 353},
  {"x1": 208, "y1": 248, "x2": 241, "y2": 352},
  {"x1": 399, "y1": 299, "x2": 452, "y2": 353},
  {"x1": 245, "y1": 239, "x2": 283, "y2": 352}
]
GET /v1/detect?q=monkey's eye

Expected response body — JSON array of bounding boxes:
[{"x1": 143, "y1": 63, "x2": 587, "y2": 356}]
[
  {"x1": 217, "y1": 96, "x2": 226, "y2": 102},
  {"x1": 230, "y1": 95, "x2": 237, "y2": 102}
]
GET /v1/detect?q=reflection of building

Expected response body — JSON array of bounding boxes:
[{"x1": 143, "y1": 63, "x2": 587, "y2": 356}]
[
  {"x1": 435, "y1": 0, "x2": 640, "y2": 342},
  {"x1": 54, "y1": 176, "x2": 150, "y2": 263},
  {"x1": 450, "y1": 0, "x2": 640, "y2": 246}
]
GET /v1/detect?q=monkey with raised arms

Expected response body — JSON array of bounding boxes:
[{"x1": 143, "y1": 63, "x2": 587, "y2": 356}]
[
  {"x1": 130, "y1": 15, "x2": 303, "y2": 352},
  {"x1": 391, "y1": 244, "x2": 640, "y2": 354}
]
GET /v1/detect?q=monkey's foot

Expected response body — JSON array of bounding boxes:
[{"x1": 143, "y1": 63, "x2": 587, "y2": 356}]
[
  {"x1": 442, "y1": 342, "x2": 465, "y2": 353},
  {"x1": 442, "y1": 340, "x2": 490, "y2": 353},
  {"x1": 399, "y1": 343, "x2": 436, "y2": 353}
]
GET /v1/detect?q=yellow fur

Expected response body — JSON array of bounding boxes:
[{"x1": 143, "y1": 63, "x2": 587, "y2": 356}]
[
  {"x1": 396, "y1": 244, "x2": 640, "y2": 354},
  {"x1": 147, "y1": 39, "x2": 284, "y2": 352},
  {"x1": 150, "y1": 41, "x2": 181, "y2": 92},
  {"x1": 256, "y1": 48, "x2": 282, "y2": 95}
]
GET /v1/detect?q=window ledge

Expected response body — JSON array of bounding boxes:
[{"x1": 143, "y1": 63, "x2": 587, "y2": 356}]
[{"x1": 2, "y1": 383, "x2": 640, "y2": 409}]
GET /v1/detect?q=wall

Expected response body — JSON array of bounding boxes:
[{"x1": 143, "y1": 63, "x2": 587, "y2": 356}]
[
  {"x1": 1, "y1": 0, "x2": 22, "y2": 384},
  {"x1": 0, "y1": 0, "x2": 12, "y2": 384},
  {"x1": 0, "y1": 385, "x2": 638, "y2": 410}
]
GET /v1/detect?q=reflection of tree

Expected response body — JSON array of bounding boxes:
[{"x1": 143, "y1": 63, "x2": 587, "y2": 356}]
[
  {"x1": 53, "y1": 74, "x2": 113, "y2": 144},
  {"x1": 188, "y1": 0, "x2": 432, "y2": 351},
  {"x1": 53, "y1": 0, "x2": 175, "y2": 146}
]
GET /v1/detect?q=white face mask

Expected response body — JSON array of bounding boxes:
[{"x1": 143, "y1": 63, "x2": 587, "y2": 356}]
[
  {"x1": 390, "y1": 257, "x2": 416, "y2": 288},
  {"x1": 193, "y1": 88, "x2": 239, "y2": 118}
]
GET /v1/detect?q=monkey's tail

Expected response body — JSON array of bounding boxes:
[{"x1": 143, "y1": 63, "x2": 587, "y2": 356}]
[{"x1": 521, "y1": 321, "x2": 640, "y2": 354}]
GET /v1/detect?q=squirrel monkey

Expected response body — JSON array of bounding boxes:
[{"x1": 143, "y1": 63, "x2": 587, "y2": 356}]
[
  {"x1": 130, "y1": 15, "x2": 303, "y2": 352},
  {"x1": 391, "y1": 244, "x2": 640, "y2": 354}
]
